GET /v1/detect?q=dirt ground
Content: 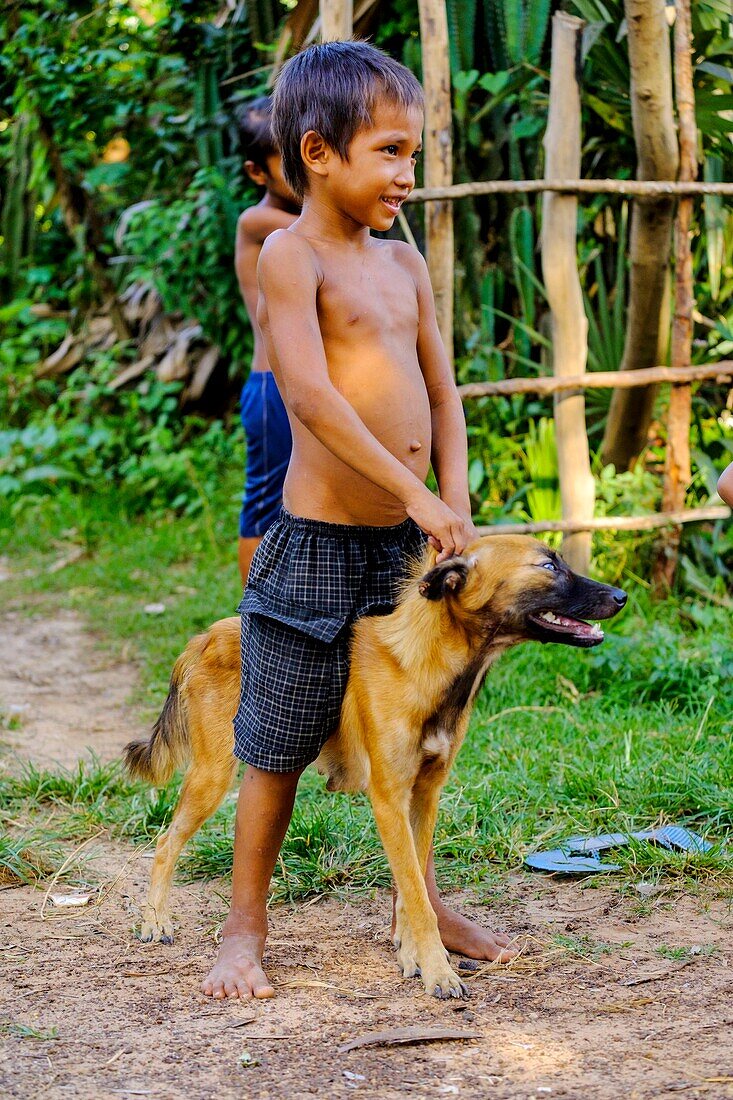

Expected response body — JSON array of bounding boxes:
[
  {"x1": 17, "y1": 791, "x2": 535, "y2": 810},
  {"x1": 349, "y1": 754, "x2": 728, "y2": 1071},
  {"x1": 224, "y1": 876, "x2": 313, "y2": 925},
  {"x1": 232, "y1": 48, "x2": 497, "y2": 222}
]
[{"x1": 2, "y1": 609, "x2": 733, "y2": 1100}]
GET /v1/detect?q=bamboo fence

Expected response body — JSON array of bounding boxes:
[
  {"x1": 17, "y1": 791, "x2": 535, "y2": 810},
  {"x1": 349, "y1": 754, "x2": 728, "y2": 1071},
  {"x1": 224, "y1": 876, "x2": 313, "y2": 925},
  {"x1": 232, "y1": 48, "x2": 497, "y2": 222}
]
[{"x1": 317, "y1": 0, "x2": 732, "y2": 554}]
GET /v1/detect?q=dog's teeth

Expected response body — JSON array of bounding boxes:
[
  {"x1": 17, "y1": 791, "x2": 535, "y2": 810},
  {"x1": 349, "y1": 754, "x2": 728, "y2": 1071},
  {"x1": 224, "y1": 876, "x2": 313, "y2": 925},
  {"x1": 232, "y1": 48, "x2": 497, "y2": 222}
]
[{"x1": 540, "y1": 611, "x2": 559, "y2": 623}]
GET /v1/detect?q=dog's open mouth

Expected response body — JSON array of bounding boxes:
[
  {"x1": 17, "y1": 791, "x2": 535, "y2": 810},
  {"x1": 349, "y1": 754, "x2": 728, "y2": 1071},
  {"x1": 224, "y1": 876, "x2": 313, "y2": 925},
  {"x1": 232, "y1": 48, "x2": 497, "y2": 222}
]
[{"x1": 528, "y1": 610, "x2": 604, "y2": 646}]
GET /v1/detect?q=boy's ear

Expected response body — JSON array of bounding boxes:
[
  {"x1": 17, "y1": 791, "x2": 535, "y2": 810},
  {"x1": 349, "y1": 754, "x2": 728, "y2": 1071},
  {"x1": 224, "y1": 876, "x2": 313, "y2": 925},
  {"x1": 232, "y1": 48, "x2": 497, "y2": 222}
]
[
  {"x1": 244, "y1": 160, "x2": 268, "y2": 187},
  {"x1": 418, "y1": 557, "x2": 470, "y2": 601},
  {"x1": 300, "y1": 130, "x2": 331, "y2": 179}
]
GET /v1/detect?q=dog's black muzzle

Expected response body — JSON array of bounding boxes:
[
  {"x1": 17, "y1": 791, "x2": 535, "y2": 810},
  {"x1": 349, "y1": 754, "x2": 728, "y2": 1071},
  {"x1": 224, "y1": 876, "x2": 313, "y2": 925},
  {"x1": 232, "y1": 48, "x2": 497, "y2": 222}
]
[{"x1": 524, "y1": 573, "x2": 627, "y2": 649}]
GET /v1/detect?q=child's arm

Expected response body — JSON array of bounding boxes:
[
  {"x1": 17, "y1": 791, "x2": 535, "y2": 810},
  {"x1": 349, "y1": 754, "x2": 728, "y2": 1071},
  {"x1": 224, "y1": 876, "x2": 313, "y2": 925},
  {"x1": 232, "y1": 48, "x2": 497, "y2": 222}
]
[
  {"x1": 718, "y1": 461, "x2": 733, "y2": 508},
  {"x1": 406, "y1": 246, "x2": 474, "y2": 528},
  {"x1": 235, "y1": 205, "x2": 298, "y2": 304},
  {"x1": 258, "y1": 232, "x2": 473, "y2": 559}
]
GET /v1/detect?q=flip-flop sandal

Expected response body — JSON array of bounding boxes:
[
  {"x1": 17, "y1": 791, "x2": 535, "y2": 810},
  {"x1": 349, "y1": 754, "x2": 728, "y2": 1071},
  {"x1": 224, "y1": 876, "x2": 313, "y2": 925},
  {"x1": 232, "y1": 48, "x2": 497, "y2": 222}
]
[
  {"x1": 561, "y1": 827, "x2": 712, "y2": 855},
  {"x1": 524, "y1": 848, "x2": 621, "y2": 873},
  {"x1": 648, "y1": 825, "x2": 712, "y2": 854},
  {"x1": 525, "y1": 825, "x2": 713, "y2": 874}
]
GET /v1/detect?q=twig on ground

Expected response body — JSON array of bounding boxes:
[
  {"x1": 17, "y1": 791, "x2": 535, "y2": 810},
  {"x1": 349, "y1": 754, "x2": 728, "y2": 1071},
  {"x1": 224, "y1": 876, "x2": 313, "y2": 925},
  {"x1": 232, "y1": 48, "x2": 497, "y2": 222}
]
[
  {"x1": 338, "y1": 1026, "x2": 482, "y2": 1053},
  {"x1": 622, "y1": 957, "x2": 699, "y2": 987},
  {"x1": 278, "y1": 978, "x2": 380, "y2": 998}
]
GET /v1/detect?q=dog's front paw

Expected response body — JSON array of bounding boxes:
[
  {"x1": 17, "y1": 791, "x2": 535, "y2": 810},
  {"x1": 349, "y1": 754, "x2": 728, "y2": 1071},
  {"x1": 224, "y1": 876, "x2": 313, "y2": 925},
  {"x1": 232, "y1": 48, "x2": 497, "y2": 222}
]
[
  {"x1": 139, "y1": 906, "x2": 174, "y2": 945},
  {"x1": 421, "y1": 958, "x2": 469, "y2": 1000},
  {"x1": 395, "y1": 927, "x2": 422, "y2": 979}
]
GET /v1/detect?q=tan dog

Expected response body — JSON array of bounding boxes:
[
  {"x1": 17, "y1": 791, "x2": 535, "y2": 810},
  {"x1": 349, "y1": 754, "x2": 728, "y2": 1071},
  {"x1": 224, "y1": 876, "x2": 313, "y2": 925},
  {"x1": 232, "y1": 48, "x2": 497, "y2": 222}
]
[{"x1": 124, "y1": 535, "x2": 626, "y2": 998}]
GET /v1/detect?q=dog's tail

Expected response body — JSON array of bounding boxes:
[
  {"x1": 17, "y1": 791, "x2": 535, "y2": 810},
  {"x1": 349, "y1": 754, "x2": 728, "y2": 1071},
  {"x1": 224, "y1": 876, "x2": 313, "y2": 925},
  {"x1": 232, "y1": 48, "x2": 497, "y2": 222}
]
[{"x1": 123, "y1": 631, "x2": 209, "y2": 785}]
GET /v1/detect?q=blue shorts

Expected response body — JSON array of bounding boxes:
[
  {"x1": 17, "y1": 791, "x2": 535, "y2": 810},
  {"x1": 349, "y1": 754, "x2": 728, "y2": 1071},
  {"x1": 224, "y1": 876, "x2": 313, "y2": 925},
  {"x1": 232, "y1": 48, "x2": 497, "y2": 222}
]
[
  {"x1": 239, "y1": 371, "x2": 292, "y2": 538},
  {"x1": 233, "y1": 509, "x2": 427, "y2": 772}
]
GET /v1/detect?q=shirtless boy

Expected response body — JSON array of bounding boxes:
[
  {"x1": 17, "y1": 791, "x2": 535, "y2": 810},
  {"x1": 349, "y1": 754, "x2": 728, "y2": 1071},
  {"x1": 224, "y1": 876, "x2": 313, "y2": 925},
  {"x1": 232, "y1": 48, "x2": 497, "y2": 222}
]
[
  {"x1": 202, "y1": 41, "x2": 516, "y2": 1001},
  {"x1": 234, "y1": 97, "x2": 300, "y2": 584}
]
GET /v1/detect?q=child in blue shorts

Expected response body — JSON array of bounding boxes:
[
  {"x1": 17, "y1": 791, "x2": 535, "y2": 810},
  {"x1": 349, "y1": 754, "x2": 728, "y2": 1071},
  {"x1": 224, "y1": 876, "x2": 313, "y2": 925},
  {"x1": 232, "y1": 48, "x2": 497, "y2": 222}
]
[{"x1": 234, "y1": 97, "x2": 301, "y2": 584}]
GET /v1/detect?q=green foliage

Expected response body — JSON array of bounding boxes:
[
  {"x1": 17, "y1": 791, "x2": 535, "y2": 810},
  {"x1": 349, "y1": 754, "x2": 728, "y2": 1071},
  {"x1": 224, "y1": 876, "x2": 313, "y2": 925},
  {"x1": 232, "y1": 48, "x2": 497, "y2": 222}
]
[
  {"x1": 0, "y1": 0, "x2": 263, "y2": 337},
  {"x1": 0, "y1": 305, "x2": 240, "y2": 516},
  {"x1": 121, "y1": 167, "x2": 253, "y2": 362},
  {"x1": 483, "y1": 0, "x2": 551, "y2": 70},
  {"x1": 508, "y1": 205, "x2": 536, "y2": 363},
  {"x1": 581, "y1": 203, "x2": 628, "y2": 378},
  {"x1": 521, "y1": 417, "x2": 561, "y2": 523}
]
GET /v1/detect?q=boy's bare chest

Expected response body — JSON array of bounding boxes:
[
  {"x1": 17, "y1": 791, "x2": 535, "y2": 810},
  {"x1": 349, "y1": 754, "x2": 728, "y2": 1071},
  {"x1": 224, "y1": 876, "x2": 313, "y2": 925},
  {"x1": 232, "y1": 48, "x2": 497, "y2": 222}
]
[{"x1": 316, "y1": 256, "x2": 418, "y2": 338}]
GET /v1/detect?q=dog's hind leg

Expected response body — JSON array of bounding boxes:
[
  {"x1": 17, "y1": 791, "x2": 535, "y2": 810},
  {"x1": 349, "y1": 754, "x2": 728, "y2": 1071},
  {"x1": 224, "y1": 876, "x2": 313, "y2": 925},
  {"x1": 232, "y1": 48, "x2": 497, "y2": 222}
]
[
  {"x1": 368, "y1": 777, "x2": 466, "y2": 999},
  {"x1": 140, "y1": 753, "x2": 236, "y2": 944}
]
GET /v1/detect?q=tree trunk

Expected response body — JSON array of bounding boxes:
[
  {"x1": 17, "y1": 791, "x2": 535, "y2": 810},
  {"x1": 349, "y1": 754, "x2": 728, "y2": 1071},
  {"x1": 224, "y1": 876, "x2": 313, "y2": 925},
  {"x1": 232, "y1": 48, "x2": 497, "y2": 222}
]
[
  {"x1": 417, "y1": 0, "x2": 454, "y2": 364},
  {"x1": 652, "y1": 0, "x2": 697, "y2": 593},
  {"x1": 600, "y1": 0, "x2": 678, "y2": 471},
  {"x1": 541, "y1": 12, "x2": 595, "y2": 575}
]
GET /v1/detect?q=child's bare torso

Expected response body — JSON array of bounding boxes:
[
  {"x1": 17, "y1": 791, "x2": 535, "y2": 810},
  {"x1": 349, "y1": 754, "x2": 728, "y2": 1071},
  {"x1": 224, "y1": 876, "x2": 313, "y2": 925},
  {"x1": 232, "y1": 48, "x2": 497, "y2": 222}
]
[{"x1": 261, "y1": 234, "x2": 432, "y2": 526}]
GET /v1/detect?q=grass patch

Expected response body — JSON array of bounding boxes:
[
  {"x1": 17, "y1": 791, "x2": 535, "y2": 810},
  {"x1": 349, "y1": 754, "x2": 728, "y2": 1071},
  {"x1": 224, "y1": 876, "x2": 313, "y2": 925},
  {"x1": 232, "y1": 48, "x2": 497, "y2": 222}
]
[
  {"x1": 550, "y1": 933, "x2": 615, "y2": 961},
  {"x1": 0, "y1": 1023, "x2": 59, "y2": 1041},
  {"x1": 0, "y1": 830, "x2": 64, "y2": 886},
  {"x1": 2, "y1": 484, "x2": 733, "y2": 900}
]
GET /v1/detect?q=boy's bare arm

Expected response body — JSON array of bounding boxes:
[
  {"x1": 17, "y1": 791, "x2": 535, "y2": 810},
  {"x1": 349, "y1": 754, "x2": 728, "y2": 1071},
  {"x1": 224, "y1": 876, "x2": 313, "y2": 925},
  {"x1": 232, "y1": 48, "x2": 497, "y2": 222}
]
[
  {"x1": 407, "y1": 247, "x2": 474, "y2": 526},
  {"x1": 258, "y1": 232, "x2": 472, "y2": 557},
  {"x1": 235, "y1": 206, "x2": 298, "y2": 300},
  {"x1": 718, "y1": 461, "x2": 733, "y2": 508}
]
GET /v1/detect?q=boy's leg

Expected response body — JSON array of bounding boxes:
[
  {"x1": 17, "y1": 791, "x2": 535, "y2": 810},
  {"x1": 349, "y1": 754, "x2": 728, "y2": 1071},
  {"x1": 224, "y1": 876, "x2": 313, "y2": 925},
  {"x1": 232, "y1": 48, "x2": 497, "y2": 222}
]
[
  {"x1": 391, "y1": 845, "x2": 518, "y2": 963},
  {"x1": 202, "y1": 763, "x2": 303, "y2": 1000},
  {"x1": 238, "y1": 535, "x2": 262, "y2": 587}
]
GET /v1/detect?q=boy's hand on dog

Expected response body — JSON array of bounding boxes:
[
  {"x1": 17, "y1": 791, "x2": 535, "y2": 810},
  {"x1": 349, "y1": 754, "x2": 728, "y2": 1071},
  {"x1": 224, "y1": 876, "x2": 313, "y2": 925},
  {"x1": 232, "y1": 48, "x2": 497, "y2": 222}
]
[{"x1": 405, "y1": 486, "x2": 477, "y2": 562}]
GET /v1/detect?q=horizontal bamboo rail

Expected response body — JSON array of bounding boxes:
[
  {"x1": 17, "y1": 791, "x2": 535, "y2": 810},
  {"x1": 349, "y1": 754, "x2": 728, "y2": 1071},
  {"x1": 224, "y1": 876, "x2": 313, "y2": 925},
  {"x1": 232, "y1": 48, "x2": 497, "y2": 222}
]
[
  {"x1": 478, "y1": 505, "x2": 730, "y2": 536},
  {"x1": 459, "y1": 361, "x2": 733, "y2": 399},
  {"x1": 409, "y1": 179, "x2": 733, "y2": 202}
]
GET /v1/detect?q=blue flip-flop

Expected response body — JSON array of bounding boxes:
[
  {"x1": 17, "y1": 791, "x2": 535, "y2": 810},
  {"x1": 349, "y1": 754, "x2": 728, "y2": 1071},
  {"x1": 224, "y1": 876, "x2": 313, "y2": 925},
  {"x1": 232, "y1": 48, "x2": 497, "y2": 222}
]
[
  {"x1": 525, "y1": 825, "x2": 712, "y2": 873},
  {"x1": 524, "y1": 848, "x2": 622, "y2": 873}
]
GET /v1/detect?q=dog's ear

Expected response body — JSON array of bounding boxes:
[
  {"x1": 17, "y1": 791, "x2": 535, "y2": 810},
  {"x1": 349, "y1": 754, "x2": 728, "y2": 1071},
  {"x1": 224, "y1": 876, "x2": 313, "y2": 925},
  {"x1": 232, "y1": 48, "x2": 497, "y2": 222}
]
[{"x1": 418, "y1": 557, "x2": 470, "y2": 600}]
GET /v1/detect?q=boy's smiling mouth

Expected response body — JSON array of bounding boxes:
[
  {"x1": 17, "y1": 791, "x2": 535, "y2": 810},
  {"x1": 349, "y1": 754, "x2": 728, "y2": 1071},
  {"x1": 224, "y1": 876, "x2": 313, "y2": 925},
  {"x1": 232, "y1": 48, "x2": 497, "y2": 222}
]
[{"x1": 381, "y1": 195, "x2": 406, "y2": 214}]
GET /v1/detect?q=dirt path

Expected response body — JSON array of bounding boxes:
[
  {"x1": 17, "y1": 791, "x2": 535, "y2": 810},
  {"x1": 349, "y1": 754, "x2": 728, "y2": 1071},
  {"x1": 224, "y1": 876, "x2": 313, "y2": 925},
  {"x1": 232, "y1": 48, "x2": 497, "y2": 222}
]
[
  {"x1": 1, "y1": 610, "x2": 732, "y2": 1099},
  {"x1": 0, "y1": 609, "x2": 137, "y2": 767}
]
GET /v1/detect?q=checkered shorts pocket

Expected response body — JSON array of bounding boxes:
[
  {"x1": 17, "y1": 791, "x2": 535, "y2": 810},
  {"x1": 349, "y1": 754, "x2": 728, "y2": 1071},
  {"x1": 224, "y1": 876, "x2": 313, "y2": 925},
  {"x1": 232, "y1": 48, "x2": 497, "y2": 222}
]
[{"x1": 233, "y1": 587, "x2": 349, "y2": 771}]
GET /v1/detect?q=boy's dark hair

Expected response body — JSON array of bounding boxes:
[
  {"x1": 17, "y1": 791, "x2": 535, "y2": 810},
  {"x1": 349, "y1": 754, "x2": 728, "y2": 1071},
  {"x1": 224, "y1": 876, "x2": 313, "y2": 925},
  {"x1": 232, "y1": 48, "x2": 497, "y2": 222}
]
[
  {"x1": 272, "y1": 41, "x2": 424, "y2": 199},
  {"x1": 234, "y1": 95, "x2": 276, "y2": 170}
]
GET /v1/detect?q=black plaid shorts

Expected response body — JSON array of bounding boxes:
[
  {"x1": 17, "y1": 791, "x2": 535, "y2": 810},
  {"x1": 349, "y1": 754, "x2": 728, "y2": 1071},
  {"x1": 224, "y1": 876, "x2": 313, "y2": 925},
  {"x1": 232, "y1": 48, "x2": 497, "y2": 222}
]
[{"x1": 233, "y1": 508, "x2": 426, "y2": 772}]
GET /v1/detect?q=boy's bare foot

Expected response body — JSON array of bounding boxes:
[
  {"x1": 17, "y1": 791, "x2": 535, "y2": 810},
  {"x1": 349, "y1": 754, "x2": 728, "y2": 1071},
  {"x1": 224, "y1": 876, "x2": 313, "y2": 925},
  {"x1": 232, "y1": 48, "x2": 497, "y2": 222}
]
[
  {"x1": 433, "y1": 900, "x2": 518, "y2": 963},
  {"x1": 201, "y1": 932, "x2": 275, "y2": 1000},
  {"x1": 391, "y1": 898, "x2": 518, "y2": 963}
]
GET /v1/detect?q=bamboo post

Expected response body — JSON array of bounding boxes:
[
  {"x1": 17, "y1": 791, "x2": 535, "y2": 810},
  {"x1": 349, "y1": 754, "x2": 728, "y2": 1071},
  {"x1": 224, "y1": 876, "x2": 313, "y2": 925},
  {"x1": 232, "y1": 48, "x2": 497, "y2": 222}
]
[
  {"x1": 653, "y1": 0, "x2": 698, "y2": 593},
  {"x1": 319, "y1": 0, "x2": 352, "y2": 41},
  {"x1": 540, "y1": 12, "x2": 594, "y2": 574},
  {"x1": 416, "y1": 0, "x2": 454, "y2": 364}
]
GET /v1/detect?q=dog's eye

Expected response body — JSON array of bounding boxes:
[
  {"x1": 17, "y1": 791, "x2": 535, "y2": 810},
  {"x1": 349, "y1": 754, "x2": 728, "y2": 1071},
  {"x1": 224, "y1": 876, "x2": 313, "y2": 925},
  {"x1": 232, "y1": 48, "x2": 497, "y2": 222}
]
[{"x1": 541, "y1": 560, "x2": 558, "y2": 571}]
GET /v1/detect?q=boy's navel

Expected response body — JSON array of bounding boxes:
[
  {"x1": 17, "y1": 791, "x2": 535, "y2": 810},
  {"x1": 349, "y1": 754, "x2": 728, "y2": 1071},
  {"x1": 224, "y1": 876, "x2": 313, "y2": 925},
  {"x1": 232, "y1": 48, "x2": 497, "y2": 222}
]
[{"x1": 409, "y1": 439, "x2": 422, "y2": 452}]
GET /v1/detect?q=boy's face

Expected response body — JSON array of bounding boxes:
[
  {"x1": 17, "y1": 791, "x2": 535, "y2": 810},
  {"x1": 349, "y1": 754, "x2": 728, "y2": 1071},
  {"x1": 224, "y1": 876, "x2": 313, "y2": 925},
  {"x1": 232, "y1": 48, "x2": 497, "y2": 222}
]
[{"x1": 320, "y1": 99, "x2": 423, "y2": 232}]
